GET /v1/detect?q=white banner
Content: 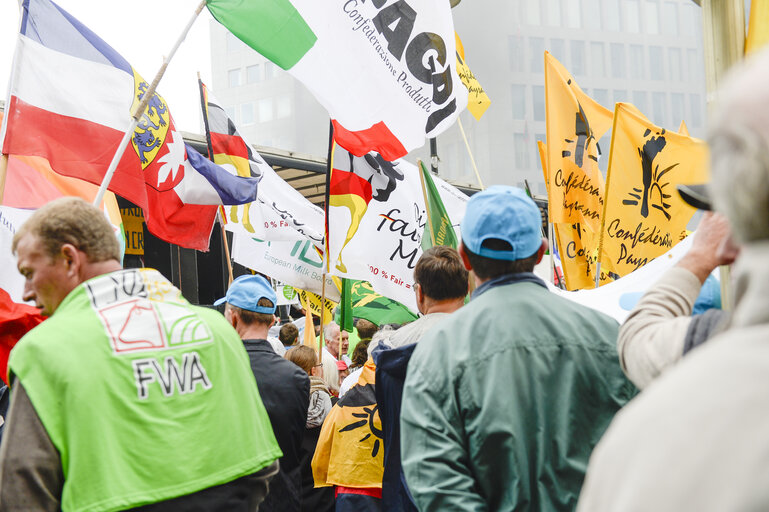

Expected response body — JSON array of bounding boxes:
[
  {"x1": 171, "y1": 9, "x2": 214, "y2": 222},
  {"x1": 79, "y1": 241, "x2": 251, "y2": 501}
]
[{"x1": 0, "y1": 207, "x2": 36, "y2": 304}]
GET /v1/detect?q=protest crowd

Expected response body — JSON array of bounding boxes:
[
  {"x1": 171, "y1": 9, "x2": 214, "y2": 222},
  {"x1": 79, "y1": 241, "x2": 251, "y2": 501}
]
[{"x1": 2, "y1": 0, "x2": 769, "y2": 511}]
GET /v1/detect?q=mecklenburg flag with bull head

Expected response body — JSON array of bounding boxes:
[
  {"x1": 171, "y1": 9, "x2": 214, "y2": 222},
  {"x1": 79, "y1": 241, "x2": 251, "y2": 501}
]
[
  {"x1": 312, "y1": 358, "x2": 383, "y2": 489},
  {"x1": 1, "y1": 0, "x2": 259, "y2": 251},
  {"x1": 598, "y1": 103, "x2": 708, "y2": 279},
  {"x1": 545, "y1": 52, "x2": 613, "y2": 232},
  {"x1": 538, "y1": 141, "x2": 616, "y2": 290}
]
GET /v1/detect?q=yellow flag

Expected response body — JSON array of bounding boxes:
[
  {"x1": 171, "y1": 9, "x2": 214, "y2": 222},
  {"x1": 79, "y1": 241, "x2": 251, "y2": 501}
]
[
  {"x1": 545, "y1": 52, "x2": 613, "y2": 231},
  {"x1": 455, "y1": 33, "x2": 491, "y2": 120},
  {"x1": 746, "y1": 0, "x2": 769, "y2": 55},
  {"x1": 678, "y1": 120, "x2": 689, "y2": 136},
  {"x1": 297, "y1": 289, "x2": 336, "y2": 326},
  {"x1": 298, "y1": 293, "x2": 317, "y2": 347},
  {"x1": 598, "y1": 103, "x2": 709, "y2": 278},
  {"x1": 312, "y1": 359, "x2": 383, "y2": 488},
  {"x1": 538, "y1": 141, "x2": 614, "y2": 290}
]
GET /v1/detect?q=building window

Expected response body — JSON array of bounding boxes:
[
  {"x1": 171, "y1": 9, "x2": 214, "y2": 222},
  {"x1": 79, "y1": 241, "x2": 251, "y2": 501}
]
[
  {"x1": 228, "y1": 68, "x2": 241, "y2": 88},
  {"x1": 264, "y1": 62, "x2": 276, "y2": 80},
  {"x1": 512, "y1": 84, "x2": 527, "y2": 120},
  {"x1": 629, "y1": 44, "x2": 644, "y2": 80},
  {"x1": 240, "y1": 102, "x2": 254, "y2": 125},
  {"x1": 276, "y1": 96, "x2": 291, "y2": 119},
  {"x1": 671, "y1": 93, "x2": 685, "y2": 126},
  {"x1": 247, "y1": 64, "x2": 261, "y2": 84},
  {"x1": 571, "y1": 41, "x2": 586, "y2": 75},
  {"x1": 613, "y1": 89, "x2": 628, "y2": 104},
  {"x1": 526, "y1": 2, "x2": 541, "y2": 25},
  {"x1": 565, "y1": 0, "x2": 581, "y2": 28},
  {"x1": 530, "y1": 37, "x2": 545, "y2": 73},
  {"x1": 584, "y1": 0, "x2": 601, "y2": 30},
  {"x1": 258, "y1": 97, "x2": 274, "y2": 122},
  {"x1": 533, "y1": 86, "x2": 545, "y2": 121},
  {"x1": 545, "y1": 0, "x2": 561, "y2": 26},
  {"x1": 593, "y1": 88, "x2": 609, "y2": 108},
  {"x1": 681, "y1": 2, "x2": 697, "y2": 37},
  {"x1": 610, "y1": 43, "x2": 626, "y2": 79},
  {"x1": 689, "y1": 93, "x2": 702, "y2": 127},
  {"x1": 513, "y1": 133, "x2": 530, "y2": 170},
  {"x1": 604, "y1": 0, "x2": 621, "y2": 31},
  {"x1": 652, "y1": 92, "x2": 666, "y2": 126},
  {"x1": 226, "y1": 31, "x2": 241, "y2": 53},
  {"x1": 687, "y1": 49, "x2": 700, "y2": 81},
  {"x1": 509, "y1": 36, "x2": 525, "y2": 72},
  {"x1": 644, "y1": 0, "x2": 660, "y2": 34},
  {"x1": 662, "y1": 2, "x2": 678, "y2": 35},
  {"x1": 591, "y1": 42, "x2": 606, "y2": 77},
  {"x1": 649, "y1": 46, "x2": 664, "y2": 80},
  {"x1": 550, "y1": 38, "x2": 566, "y2": 63},
  {"x1": 225, "y1": 106, "x2": 236, "y2": 121},
  {"x1": 632, "y1": 90, "x2": 648, "y2": 114},
  {"x1": 624, "y1": 0, "x2": 640, "y2": 33},
  {"x1": 669, "y1": 48, "x2": 682, "y2": 82}
]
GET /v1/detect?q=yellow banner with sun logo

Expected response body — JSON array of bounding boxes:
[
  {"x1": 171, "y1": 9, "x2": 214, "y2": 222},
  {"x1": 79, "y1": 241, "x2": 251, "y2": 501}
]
[{"x1": 598, "y1": 103, "x2": 708, "y2": 278}]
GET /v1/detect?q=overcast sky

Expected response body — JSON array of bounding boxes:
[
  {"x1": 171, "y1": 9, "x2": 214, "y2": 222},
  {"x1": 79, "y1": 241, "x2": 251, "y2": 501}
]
[{"x1": 0, "y1": 0, "x2": 214, "y2": 133}]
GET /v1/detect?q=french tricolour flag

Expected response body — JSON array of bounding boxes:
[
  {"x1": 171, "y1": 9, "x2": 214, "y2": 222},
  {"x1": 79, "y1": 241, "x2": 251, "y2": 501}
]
[{"x1": 0, "y1": 0, "x2": 261, "y2": 251}]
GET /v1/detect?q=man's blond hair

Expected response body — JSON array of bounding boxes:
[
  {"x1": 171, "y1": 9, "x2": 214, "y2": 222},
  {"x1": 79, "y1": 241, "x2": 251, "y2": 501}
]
[{"x1": 12, "y1": 197, "x2": 121, "y2": 262}]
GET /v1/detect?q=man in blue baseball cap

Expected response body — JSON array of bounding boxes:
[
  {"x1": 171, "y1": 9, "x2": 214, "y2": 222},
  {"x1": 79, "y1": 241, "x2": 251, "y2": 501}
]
[
  {"x1": 400, "y1": 186, "x2": 636, "y2": 511},
  {"x1": 217, "y1": 274, "x2": 310, "y2": 512}
]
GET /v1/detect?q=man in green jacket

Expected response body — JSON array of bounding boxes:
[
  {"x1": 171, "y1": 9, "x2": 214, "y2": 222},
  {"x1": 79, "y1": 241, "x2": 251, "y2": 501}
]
[
  {"x1": 400, "y1": 186, "x2": 636, "y2": 511},
  {"x1": 1, "y1": 197, "x2": 281, "y2": 512}
]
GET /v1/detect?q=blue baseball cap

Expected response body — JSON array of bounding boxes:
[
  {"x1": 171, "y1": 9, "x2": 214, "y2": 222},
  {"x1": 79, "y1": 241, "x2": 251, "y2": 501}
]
[
  {"x1": 214, "y1": 274, "x2": 277, "y2": 314},
  {"x1": 460, "y1": 185, "x2": 543, "y2": 261}
]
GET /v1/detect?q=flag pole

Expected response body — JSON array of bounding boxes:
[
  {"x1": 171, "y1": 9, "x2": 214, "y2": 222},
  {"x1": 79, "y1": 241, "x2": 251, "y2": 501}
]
[
  {"x1": 457, "y1": 117, "x2": 484, "y2": 189},
  {"x1": 320, "y1": 120, "x2": 334, "y2": 362},
  {"x1": 197, "y1": 73, "x2": 234, "y2": 286},
  {"x1": 93, "y1": 0, "x2": 207, "y2": 206},
  {"x1": 417, "y1": 160, "x2": 436, "y2": 246},
  {"x1": 594, "y1": 102, "x2": 622, "y2": 288},
  {"x1": 0, "y1": 154, "x2": 8, "y2": 205}
]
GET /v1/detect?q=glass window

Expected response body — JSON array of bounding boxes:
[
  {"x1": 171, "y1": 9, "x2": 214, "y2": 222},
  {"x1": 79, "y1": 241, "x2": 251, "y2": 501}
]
[
  {"x1": 526, "y1": 2, "x2": 541, "y2": 25},
  {"x1": 632, "y1": 91, "x2": 648, "y2": 114},
  {"x1": 240, "y1": 102, "x2": 254, "y2": 125},
  {"x1": 610, "y1": 43, "x2": 626, "y2": 79},
  {"x1": 514, "y1": 134, "x2": 530, "y2": 170},
  {"x1": 225, "y1": 106, "x2": 236, "y2": 121},
  {"x1": 584, "y1": 0, "x2": 601, "y2": 30},
  {"x1": 512, "y1": 84, "x2": 527, "y2": 120},
  {"x1": 565, "y1": 0, "x2": 581, "y2": 28},
  {"x1": 509, "y1": 36, "x2": 525, "y2": 72},
  {"x1": 644, "y1": 0, "x2": 660, "y2": 34},
  {"x1": 533, "y1": 86, "x2": 546, "y2": 121},
  {"x1": 264, "y1": 62, "x2": 275, "y2": 80},
  {"x1": 629, "y1": 44, "x2": 644, "y2": 80},
  {"x1": 530, "y1": 37, "x2": 545, "y2": 73},
  {"x1": 594, "y1": 88, "x2": 610, "y2": 108},
  {"x1": 652, "y1": 92, "x2": 666, "y2": 126},
  {"x1": 550, "y1": 38, "x2": 566, "y2": 63},
  {"x1": 591, "y1": 42, "x2": 606, "y2": 77},
  {"x1": 689, "y1": 93, "x2": 702, "y2": 127},
  {"x1": 687, "y1": 49, "x2": 701, "y2": 81},
  {"x1": 276, "y1": 96, "x2": 291, "y2": 118},
  {"x1": 671, "y1": 93, "x2": 685, "y2": 126},
  {"x1": 545, "y1": 0, "x2": 561, "y2": 26},
  {"x1": 226, "y1": 31, "x2": 241, "y2": 53},
  {"x1": 247, "y1": 64, "x2": 261, "y2": 84},
  {"x1": 681, "y1": 3, "x2": 697, "y2": 37},
  {"x1": 604, "y1": 0, "x2": 621, "y2": 30},
  {"x1": 228, "y1": 68, "x2": 241, "y2": 88},
  {"x1": 258, "y1": 98, "x2": 274, "y2": 122},
  {"x1": 649, "y1": 46, "x2": 664, "y2": 80},
  {"x1": 614, "y1": 89, "x2": 628, "y2": 104},
  {"x1": 662, "y1": 2, "x2": 678, "y2": 35},
  {"x1": 624, "y1": 0, "x2": 640, "y2": 33},
  {"x1": 668, "y1": 48, "x2": 682, "y2": 82},
  {"x1": 571, "y1": 41, "x2": 586, "y2": 75}
]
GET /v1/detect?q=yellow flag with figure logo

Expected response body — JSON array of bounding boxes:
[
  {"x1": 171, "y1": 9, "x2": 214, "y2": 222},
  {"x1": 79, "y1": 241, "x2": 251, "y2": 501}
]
[
  {"x1": 539, "y1": 141, "x2": 615, "y2": 290},
  {"x1": 455, "y1": 33, "x2": 490, "y2": 120},
  {"x1": 545, "y1": 52, "x2": 613, "y2": 231},
  {"x1": 746, "y1": 0, "x2": 769, "y2": 55},
  {"x1": 598, "y1": 103, "x2": 708, "y2": 278}
]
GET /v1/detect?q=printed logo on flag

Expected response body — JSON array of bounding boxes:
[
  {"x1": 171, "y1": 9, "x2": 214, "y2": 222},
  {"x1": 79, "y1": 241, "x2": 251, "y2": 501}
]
[
  {"x1": 130, "y1": 69, "x2": 171, "y2": 171},
  {"x1": 85, "y1": 270, "x2": 213, "y2": 354},
  {"x1": 622, "y1": 129, "x2": 675, "y2": 220}
]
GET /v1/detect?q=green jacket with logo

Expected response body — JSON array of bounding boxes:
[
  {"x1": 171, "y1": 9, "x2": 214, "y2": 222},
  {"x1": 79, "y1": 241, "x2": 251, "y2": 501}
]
[
  {"x1": 9, "y1": 269, "x2": 281, "y2": 512},
  {"x1": 400, "y1": 280, "x2": 637, "y2": 512}
]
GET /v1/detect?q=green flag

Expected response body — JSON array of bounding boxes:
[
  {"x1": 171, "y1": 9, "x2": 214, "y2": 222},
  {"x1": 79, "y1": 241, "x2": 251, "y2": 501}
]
[
  {"x1": 419, "y1": 160, "x2": 458, "y2": 250},
  {"x1": 338, "y1": 278, "x2": 354, "y2": 333},
  {"x1": 335, "y1": 281, "x2": 417, "y2": 327}
]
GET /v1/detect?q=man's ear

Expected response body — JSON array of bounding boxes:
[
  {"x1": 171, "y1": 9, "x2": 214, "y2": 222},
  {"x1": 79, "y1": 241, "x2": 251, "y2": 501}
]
[
  {"x1": 458, "y1": 242, "x2": 473, "y2": 271},
  {"x1": 535, "y1": 238, "x2": 548, "y2": 265},
  {"x1": 60, "y1": 244, "x2": 83, "y2": 278}
]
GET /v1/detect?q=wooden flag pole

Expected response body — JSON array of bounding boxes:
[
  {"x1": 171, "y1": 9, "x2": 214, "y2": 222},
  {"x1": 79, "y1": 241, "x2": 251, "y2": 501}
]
[
  {"x1": 93, "y1": 0, "x2": 207, "y2": 206},
  {"x1": 457, "y1": 117, "x2": 484, "y2": 189},
  {"x1": 417, "y1": 159, "x2": 436, "y2": 246}
]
